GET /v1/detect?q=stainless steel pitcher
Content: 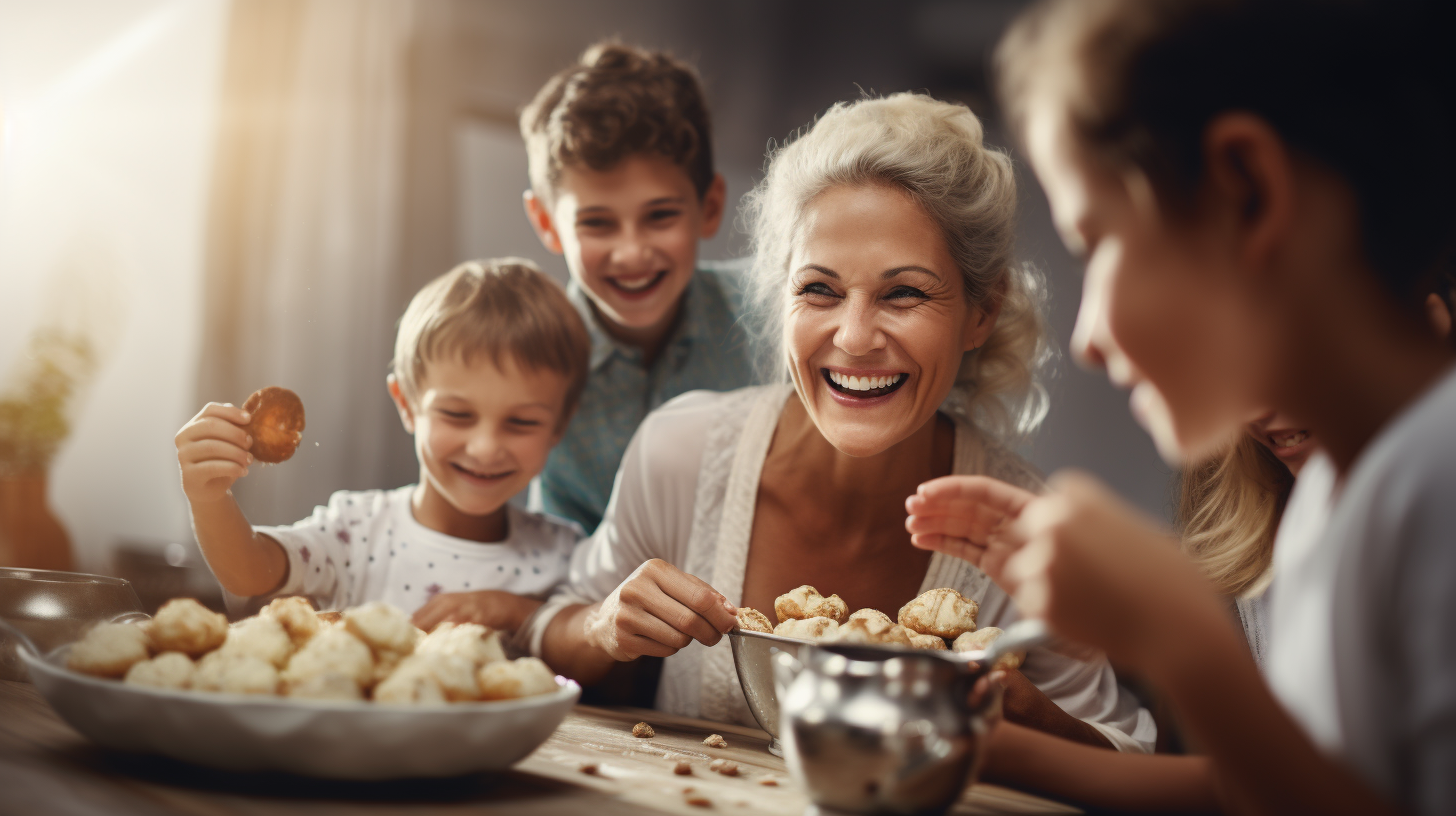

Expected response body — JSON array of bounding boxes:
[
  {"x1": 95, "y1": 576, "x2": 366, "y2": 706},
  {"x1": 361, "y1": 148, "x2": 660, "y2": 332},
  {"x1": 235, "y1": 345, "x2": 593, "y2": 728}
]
[{"x1": 770, "y1": 619, "x2": 1048, "y2": 815}]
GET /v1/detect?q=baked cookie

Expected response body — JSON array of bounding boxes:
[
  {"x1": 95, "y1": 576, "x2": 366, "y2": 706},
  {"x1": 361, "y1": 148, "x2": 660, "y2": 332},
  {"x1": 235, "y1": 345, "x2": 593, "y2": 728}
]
[
  {"x1": 908, "y1": 632, "x2": 948, "y2": 650},
  {"x1": 242, "y1": 386, "x2": 305, "y2": 464},
  {"x1": 262, "y1": 596, "x2": 321, "y2": 647},
  {"x1": 194, "y1": 652, "x2": 280, "y2": 695},
  {"x1": 123, "y1": 651, "x2": 196, "y2": 690},
  {"x1": 831, "y1": 616, "x2": 912, "y2": 647},
  {"x1": 772, "y1": 616, "x2": 840, "y2": 642},
  {"x1": 344, "y1": 602, "x2": 420, "y2": 656},
  {"x1": 282, "y1": 627, "x2": 374, "y2": 689},
  {"x1": 951, "y1": 627, "x2": 1023, "y2": 670},
  {"x1": 847, "y1": 608, "x2": 894, "y2": 627},
  {"x1": 218, "y1": 615, "x2": 293, "y2": 668},
  {"x1": 773, "y1": 586, "x2": 849, "y2": 624},
  {"x1": 67, "y1": 621, "x2": 151, "y2": 678},
  {"x1": 286, "y1": 670, "x2": 363, "y2": 701},
  {"x1": 374, "y1": 655, "x2": 448, "y2": 704},
  {"x1": 478, "y1": 657, "x2": 558, "y2": 700},
  {"x1": 150, "y1": 598, "x2": 228, "y2": 657},
  {"x1": 417, "y1": 622, "x2": 506, "y2": 668},
  {"x1": 735, "y1": 607, "x2": 773, "y2": 633},
  {"x1": 897, "y1": 588, "x2": 979, "y2": 639}
]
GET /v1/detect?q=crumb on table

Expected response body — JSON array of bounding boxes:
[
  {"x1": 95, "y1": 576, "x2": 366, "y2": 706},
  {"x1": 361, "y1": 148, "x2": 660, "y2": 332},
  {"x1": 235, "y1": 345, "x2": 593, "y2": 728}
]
[
  {"x1": 674, "y1": 760, "x2": 693, "y2": 775},
  {"x1": 757, "y1": 777, "x2": 779, "y2": 786},
  {"x1": 579, "y1": 763, "x2": 599, "y2": 776},
  {"x1": 709, "y1": 759, "x2": 739, "y2": 777},
  {"x1": 702, "y1": 733, "x2": 727, "y2": 748},
  {"x1": 685, "y1": 793, "x2": 712, "y2": 808},
  {"x1": 632, "y1": 721, "x2": 655, "y2": 738}
]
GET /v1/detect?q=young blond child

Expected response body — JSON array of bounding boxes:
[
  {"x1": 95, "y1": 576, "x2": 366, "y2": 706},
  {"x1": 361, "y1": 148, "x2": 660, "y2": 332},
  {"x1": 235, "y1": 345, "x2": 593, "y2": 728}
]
[
  {"x1": 519, "y1": 41, "x2": 754, "y2": 534},
  {"x1": 176, "y1": 259, "x2": 590, "y2": 633}
]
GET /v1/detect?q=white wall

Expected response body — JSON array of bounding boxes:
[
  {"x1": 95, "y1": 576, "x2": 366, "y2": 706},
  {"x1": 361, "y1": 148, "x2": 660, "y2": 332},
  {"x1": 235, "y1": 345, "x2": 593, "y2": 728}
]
[{"x1": 0, "y1": 0, "x2": 230, "y2": 570}]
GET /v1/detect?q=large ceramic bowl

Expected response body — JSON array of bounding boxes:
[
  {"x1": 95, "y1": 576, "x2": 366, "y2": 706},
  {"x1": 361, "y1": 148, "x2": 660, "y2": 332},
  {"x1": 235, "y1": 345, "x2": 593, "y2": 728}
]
[{"x1": 19, "y1": 644, "x2": 580, "y2": 780}]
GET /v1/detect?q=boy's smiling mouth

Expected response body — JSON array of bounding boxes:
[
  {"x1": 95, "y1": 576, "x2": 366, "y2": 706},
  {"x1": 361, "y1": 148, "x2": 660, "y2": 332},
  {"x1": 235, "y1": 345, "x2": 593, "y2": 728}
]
[
  {"x1": 450, "y1": 461, "x2": 515, "y2": 482},
  {"x1": 605, "y1": 270, "x2": 669, "y2": 296}
]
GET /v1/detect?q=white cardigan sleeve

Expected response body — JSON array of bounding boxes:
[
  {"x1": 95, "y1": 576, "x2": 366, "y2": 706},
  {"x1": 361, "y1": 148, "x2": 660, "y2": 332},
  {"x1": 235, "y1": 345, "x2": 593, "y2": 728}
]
[{"x1": 520, "y1": 392, "x2": 715, "y2": 656}]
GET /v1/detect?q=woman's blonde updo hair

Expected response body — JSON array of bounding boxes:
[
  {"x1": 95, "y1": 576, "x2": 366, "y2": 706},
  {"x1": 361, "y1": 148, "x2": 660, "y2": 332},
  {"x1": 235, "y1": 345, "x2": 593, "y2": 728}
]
[{"x1": 740, "y1": 92, "x2": 1052, "y2": 443}]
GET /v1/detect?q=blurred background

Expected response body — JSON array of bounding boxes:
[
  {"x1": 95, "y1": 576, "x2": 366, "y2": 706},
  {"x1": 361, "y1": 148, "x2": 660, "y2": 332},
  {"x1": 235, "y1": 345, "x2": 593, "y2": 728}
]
[{"x1": 0, "y1": 0, "x2": 1169, "y2": 605}]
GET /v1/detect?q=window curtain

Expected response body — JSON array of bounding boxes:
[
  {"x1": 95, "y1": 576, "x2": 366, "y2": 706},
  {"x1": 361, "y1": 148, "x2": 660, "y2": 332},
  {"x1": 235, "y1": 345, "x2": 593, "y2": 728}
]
[{"x1": 198, "y1": 0, "x2": 417, "y2": 525}]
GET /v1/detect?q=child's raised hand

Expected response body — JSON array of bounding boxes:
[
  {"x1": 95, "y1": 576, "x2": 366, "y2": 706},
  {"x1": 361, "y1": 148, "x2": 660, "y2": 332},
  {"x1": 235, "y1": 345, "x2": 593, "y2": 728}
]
[
  {"x1": 905, "y1": 475, "x2": 1038, "y2": 582},
  {"x1": 175, "y1": 403, "x2": 254, "y2": 505},
  {"x1": 412, "y1": 590, "x2": 543, "y2": 635},
  {"x1": 998, "y1": 470, "x2": 1226, "y2": 671}
]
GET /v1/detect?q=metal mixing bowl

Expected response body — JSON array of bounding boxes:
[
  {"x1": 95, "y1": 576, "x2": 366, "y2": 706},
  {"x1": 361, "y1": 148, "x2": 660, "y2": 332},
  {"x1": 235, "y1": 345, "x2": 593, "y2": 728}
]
[
  {"x1": 727, "y1": 628, "x2": 809, "y2": 756},
  {"x1": 0, "y1": 567, "x2": 146, "y2": 681}
]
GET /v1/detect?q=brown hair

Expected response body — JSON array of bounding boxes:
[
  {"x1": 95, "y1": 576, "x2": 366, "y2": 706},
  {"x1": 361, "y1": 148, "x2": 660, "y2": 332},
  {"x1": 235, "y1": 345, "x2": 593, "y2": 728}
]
[
  {"x1": 1177, "y1": 434, "x2": 1293, "y2": 597},
  {"x1": 995, "y1": 0, "x2": 1456, "y2": 301},
  {"x1": 391, "y1": 258, "x2": 591, "y2": 427},
  {"x1": 520, "y1": 41, "x2": 715, "y2": 204}
]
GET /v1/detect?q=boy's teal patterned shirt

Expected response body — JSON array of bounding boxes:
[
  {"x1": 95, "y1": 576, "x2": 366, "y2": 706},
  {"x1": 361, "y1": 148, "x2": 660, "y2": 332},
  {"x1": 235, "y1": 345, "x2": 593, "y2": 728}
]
[{"x1": 534, "y1": 262, "x2": 755, "y2": 533}]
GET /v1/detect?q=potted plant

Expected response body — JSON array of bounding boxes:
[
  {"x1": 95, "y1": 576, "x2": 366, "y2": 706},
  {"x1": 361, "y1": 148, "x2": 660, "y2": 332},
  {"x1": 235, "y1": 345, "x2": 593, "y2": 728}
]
[{"x1": 0, "y1": 328, "x2": 96, "y2": 571}]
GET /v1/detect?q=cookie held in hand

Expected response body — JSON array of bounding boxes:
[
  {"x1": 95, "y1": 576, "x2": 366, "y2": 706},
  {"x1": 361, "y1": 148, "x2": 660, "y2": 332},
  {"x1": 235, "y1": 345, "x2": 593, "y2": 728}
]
[{"x1": 242, "y1": 386, "x2": 306, "y2": 463}]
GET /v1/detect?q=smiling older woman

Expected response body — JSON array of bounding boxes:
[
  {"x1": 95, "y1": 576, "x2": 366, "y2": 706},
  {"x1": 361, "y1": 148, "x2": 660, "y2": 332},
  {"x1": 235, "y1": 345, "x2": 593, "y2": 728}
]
[{"x1": 523, "y1": 93, "x2": 1155, "y2": 752}]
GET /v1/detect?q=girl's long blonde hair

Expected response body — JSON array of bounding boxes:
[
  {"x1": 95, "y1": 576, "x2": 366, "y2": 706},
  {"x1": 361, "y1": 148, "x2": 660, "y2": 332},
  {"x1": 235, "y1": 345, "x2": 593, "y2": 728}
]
[{"x1": 1177, "y1": 434, "x2": 1294, "y2": 597}]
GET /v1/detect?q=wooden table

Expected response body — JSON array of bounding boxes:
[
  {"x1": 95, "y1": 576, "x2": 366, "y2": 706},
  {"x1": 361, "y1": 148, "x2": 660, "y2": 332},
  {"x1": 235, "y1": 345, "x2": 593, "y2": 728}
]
[{"x1": 0, "y1": 679, "x2": 1079, "y2": 815}]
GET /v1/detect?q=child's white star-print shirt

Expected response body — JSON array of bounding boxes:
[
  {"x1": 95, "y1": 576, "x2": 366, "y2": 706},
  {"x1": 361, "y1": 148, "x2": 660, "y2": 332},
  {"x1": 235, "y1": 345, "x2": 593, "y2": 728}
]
[{"x1": 250, "y1": 486, "x2": 582, "y2": 614}]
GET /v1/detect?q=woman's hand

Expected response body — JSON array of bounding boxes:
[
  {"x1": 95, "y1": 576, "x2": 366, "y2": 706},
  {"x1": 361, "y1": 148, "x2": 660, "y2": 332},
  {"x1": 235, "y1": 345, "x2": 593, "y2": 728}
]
[
  {"x1": 412, "y1": 590, "x2": 542, "y2": 634},
  {"x1": 583, "y1": 559, "x2": 738, "y2": 662},
  {"x1": 176, "y1": 403, "x2": 254, "y2": 505},
  {"x1": 904, "y1": 475, "x2": 1037, "y2": 581}
]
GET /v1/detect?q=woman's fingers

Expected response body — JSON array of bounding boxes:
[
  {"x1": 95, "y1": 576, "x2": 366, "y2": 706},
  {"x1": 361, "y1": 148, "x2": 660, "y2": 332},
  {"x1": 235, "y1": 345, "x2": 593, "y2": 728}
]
[
  {"x1": 599, "y1": 560, "x2": 737, "y2": 661},
  {"x1": 618, "y1": 600, "x2": 698, "y2": 651},
  {"x1": 645, "y1": 560, "x2": 738, "y2": 634}
]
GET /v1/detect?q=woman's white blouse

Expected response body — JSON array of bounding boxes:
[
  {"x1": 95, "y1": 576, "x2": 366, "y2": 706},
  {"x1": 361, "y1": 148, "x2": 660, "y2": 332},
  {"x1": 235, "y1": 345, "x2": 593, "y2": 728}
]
[{"x1": 524, "y1": 385, "x2": 1156, "y2": 752}]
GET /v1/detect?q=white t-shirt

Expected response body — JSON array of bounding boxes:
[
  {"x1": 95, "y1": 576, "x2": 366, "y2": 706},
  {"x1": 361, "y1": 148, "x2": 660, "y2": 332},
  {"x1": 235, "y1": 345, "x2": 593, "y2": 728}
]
[
  {"x1": 1265, "y1": 364, "x2": 1456, "y2": 815},
  {"x1": 247, "y1": 486, "x2": 582, "y2": 615},
  {"x1": 525, "y1": 385, "x2": 1157, "y2": 751}
]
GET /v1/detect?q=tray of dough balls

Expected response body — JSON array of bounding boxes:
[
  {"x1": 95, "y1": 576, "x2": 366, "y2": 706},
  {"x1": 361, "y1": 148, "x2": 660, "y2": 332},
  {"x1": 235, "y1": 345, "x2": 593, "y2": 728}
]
[{"x1": 18, "y1": 597, "x2": 579, "y2": 779}]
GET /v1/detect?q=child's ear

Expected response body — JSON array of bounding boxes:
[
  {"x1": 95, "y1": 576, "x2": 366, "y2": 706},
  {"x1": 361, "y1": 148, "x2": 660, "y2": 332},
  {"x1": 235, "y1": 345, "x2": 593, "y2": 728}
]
[
  {"x1": 698, "y1": 173, "x2": 728, "y2": 240},
  {"x1": 523, "y1": 190, "x2": 564, "y2": 255},
  {"x1": 386, "y1": 375, "x2": 416, "y2": 434}
]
